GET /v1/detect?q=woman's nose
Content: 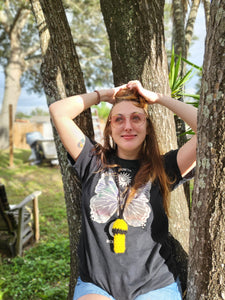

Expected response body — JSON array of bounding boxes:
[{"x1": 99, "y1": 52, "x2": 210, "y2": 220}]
[{"x1": 124, "y1": 117, "x2": 132, "y2": 130}]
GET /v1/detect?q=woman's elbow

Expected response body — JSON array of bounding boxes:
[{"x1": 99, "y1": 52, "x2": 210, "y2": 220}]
[{"x1": 49, "y1": 101, "x2": 62, "y2": 119}]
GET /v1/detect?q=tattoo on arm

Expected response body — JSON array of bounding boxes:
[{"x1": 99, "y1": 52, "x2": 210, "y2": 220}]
[{"x1": 77, "y1": 138, "x2": 85, "y2": 148}]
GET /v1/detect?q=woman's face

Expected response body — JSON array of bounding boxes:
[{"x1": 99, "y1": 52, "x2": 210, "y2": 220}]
[{"x1": 110, "y1": 101, "x2": 147, "y2": 159}]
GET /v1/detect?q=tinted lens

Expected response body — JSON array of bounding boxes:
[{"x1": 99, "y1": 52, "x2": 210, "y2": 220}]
[
  {"x1": 130, "y1": 113, "x2": 146, "y2": 125},
  {"x1": 111, "y1": 113, "x2": 146, "y2": 128},
  {"x1": 111, "y1": 115, "x2": 125, "y2": 127}
]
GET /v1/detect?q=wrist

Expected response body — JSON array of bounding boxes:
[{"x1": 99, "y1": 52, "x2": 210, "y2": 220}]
[
  {"x1": 94, "y1": 90, "x2": 101, "y2": 105},
  {"x1": 93, "y1": 89, "x2": 114, "y2": 104},
  {"x1": 155, "y1": 93, "x2": 168, "y2": 105},
  {"x1": 144, "y1": 90, "x2": 162, "y2": 104}
]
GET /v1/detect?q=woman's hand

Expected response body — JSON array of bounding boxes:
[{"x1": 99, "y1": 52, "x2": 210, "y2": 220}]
[
  {"x1": 126, "y1": 80, "x2": 160, "y2": 104},
  {"x1": 100, "y1": 84, "x2": 127, "y2": 104}
]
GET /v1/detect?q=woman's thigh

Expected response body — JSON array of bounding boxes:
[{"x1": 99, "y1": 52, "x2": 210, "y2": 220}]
[
  {"x1": 136, "y1": 279, "x2": 182, "y2": 300},
  {"x1": 74, "y1": 277, "x2": 182, "y2": 300},
  {"x1": 73, "y1": 277, "x2": 115, "y2": 300},
  {"x1": 77, "y1": 295, "x2": 112, "y2": 300}
]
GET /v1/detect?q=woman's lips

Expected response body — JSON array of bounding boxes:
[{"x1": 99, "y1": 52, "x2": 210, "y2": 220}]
[{"x1": 121, "y1": 134, "x2": 136, "y2": 140}]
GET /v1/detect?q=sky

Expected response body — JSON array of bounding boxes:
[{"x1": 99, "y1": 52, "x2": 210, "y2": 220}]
[{"x1": 0, "y1": 4, "x2": 206, "y2": 115}]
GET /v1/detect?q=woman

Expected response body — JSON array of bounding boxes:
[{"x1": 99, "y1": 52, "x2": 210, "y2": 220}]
[{"x1": 49, "y1": 80, "x2": 197, "y2": 300}]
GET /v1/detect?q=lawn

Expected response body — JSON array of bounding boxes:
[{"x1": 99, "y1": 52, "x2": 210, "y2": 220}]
[{"x1": 0, "y1": 148, "x2": 70, "y2": 300}]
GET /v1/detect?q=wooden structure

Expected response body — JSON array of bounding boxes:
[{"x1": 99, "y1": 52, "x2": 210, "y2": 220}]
[
  {"x1": 0, "y1": 184, "x2": 41, "y2": 257},
  {"x1": 14, "y1": 119, "x2": 44, "y2": 150}
]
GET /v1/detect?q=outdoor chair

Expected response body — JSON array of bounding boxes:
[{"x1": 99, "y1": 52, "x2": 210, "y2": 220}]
[{"x1": 0, "y1": 184, "x2": 41, "y2": 257}]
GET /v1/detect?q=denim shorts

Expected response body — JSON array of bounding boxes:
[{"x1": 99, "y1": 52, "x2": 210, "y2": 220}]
[{"x1": 73, "y1": 277, "x2": 182, "y2": 300}]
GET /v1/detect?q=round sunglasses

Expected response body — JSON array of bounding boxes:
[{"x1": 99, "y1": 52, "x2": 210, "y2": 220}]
[{"x1": 110, "y1": 112, "x2": 147, "y2": 128}]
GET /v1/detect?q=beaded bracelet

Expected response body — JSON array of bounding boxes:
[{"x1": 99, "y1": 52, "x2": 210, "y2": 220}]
[{"x1": 94, "y1": 90, "x2": 101, "y2": 105}]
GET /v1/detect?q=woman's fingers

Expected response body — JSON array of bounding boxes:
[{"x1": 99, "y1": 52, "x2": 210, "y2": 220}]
[{"x1": 126, "y1": 80, "x2": 142, "y2": 90}]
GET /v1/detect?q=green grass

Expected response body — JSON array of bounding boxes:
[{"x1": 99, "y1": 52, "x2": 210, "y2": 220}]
[{"x1": 0, "y1": 148, "x2": 70, "y2": 300}]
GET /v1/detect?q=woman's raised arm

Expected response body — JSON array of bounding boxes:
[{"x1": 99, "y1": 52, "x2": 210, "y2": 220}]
[
  {"x1": 49, "y1": 86, "x2": 124, "y2": 161},
  {"x1": 127, "y1": 80, "x2": 197, "y2": 177},
  {"x1": 156, "y1": 94, "x2": 197, "y2": 177}
]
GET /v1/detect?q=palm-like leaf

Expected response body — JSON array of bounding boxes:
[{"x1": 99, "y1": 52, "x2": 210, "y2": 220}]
[
  {"x1": 169, "y1": 47, "x2": 195, "y2": 99},
  {"x1": 169, "y1": 46, "x2": 201, "y2": 136}
]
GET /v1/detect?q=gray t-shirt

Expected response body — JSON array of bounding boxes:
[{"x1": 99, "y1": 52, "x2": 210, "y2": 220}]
[{"x1": 68, "y1": 136, "x2": 183, "y2": 300}]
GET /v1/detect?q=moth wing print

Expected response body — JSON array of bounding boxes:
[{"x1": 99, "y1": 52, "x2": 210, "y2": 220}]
[
  {"x1": 90, "y1": 171, "x2": 119, "y2": 223},
  {"x1": 123, "y1": 182, "x2": 151, "y2": 227}
]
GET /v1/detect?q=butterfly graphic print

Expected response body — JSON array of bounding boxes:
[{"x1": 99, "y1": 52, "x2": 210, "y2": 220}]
[{"x1": 90, "y1": 169, "x2": 151, "y2": 228}]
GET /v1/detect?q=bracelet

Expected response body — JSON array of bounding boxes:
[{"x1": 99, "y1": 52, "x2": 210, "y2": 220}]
[{"x1": 94, "y1": 90, "x2": 101, "y2": 105}]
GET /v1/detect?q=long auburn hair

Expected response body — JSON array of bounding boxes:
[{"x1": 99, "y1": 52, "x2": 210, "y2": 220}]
[{"x1": 94, "y1": 88, "x2": 171, "y2": 216}]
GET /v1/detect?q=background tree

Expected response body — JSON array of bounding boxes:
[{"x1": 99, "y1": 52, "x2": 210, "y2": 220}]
[
  {"x1": 203, "y1": 0, "x2": 210, "y2": 29},
  {"x1": 171, "y1": 0, "x2": 210, "y2": 61},
  {"x1": 0, "y1": 0, "x2": 111, "y2": 150},
  {"x1": 30, "y1": 0, "x2": 95, "y2": 298},
  {"x1": 187, "y1": 0, "x2": 225, "y2": 299},
  {"x1": 0, "y1": 0, "x2": 41, "y2": 149},
  {"x1": 100, "y1": 0, "x2": 190, "y2": 293},
  {"x1": 170, "y1": 0, "x2": 208, "y2": 205}
]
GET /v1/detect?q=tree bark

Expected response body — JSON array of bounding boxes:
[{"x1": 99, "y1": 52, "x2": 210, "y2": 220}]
[
  {"x1": 187, "y1": 1, "x2": 225, "y2": 299},
  {"x1": 203, "y1": 0, "x2": 211, "y2": 29},
  {"x1": 172, "y1": 0, "x2": 185, "y2": 58},
  {"x1": 171, "y1": 0, "x2": 201, "y2": 210},
  {"x1": 30, "y1": 1, "x2": 94, "y2": 299},
  {"x1": 185, "y1": 0, "x2": 201, "y2": 59},
  {"x1": 0, "y1": 8, "x2": 30, "y2": 149},
  {"x1": 100, "y1": 0, "x2": 190, "y2": 293}
]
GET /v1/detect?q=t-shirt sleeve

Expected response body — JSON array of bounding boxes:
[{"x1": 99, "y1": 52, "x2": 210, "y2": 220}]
[
  {"x1": 67, "y1": 136, "x2": 99, "y2": 181},
  {"x1": 163, "y1": 149, "x2": 188, "y2": 190}
]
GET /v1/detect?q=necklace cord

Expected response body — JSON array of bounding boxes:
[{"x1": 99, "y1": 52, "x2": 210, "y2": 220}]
[{"x1": 114, "y1": 168, "x2": 131, "y2": 219}]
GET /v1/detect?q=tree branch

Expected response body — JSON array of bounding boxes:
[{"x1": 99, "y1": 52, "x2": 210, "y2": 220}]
[
  {"x1": 24, "y1": 56, "x2": 42, "y2": 71},
  {"x1": 23, "y1": 43, "x2": 41, "y2": 58},
  {"x1": 10, "y1": 8, "x2": 30, "y2": 38},
  {"x1": 185, "y1": 0, "x2": 201, "y2": 58},
  {"x1": 0, "y1": 9, "x2": 10, "y2": 33}
]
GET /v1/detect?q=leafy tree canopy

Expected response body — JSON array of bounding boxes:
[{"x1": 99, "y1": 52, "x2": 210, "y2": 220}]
[
  {"x1": 0, "y1": 0, "x2": 112, "y2": 95},
  {"x1": 64, "y1": 0, "x2": 113, "y2": 89},
  {"x1": 0, "y1": 0, "x2": 42, "y2": 93}
]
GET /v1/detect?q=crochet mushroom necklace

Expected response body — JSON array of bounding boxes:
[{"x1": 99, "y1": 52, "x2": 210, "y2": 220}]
[{"x1": 112, "y1": 170, "x2": 130, "y2": 254}]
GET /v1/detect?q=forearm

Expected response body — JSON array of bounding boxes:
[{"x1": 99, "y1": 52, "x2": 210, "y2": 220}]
[
  {"x1": 49, "y1": 92, "x2": 100, "y2": 121},
  {"x1": 49, "y1": 87, "x2": 119, "y2": 121},
  {"x1": 156, "y1": 94, "x2": 197, "y2": 133}
]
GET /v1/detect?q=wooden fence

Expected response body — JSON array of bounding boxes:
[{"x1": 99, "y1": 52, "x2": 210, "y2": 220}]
[{"x1": 14, "y1": 119, "x2": 44, "y2": 149}]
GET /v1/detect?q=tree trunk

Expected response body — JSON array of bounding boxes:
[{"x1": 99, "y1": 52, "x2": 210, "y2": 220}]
[
  {"x1": 185, "y1": 0, "x2": 201, "y2": 59},
  {"x1": 0, "y1": 61, "x2": 22, "y2": 149},
  {"x1": 171, "y1": 0, "x2": 201, "y2": 210},
  {"x1": 187, "y1": 1, "x2": 225, "y2": 299},
  {"x1": 0, "y1": 9, "x2": 30, "y2": 150},
  {"x1": 172, "y1": 0, "x2": 185, "y2": 58},
  {"x1": 203, "y1": 0, "x2": 211, "y2": 29},
  {"x1": 100, "y1": 0, "x2": 190, "y2": 293},
  {"x1": 30, "y1": 1, "x2": 94, "y2": 299}
]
